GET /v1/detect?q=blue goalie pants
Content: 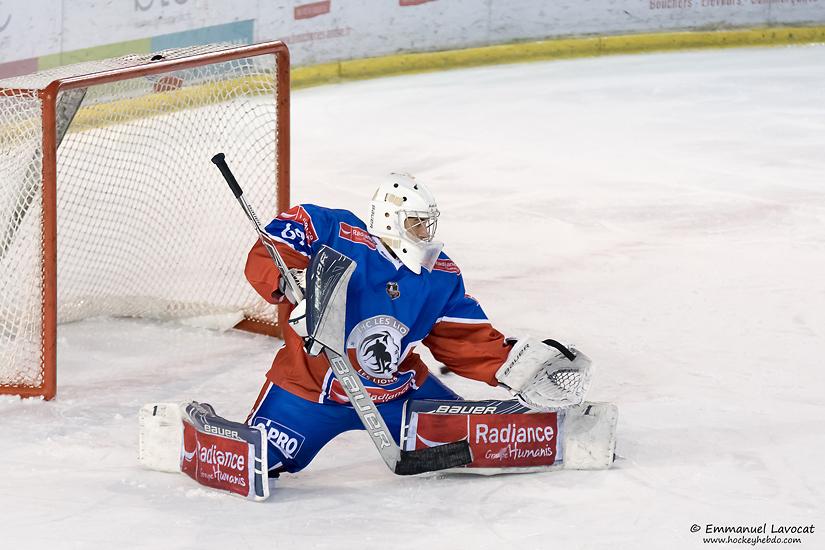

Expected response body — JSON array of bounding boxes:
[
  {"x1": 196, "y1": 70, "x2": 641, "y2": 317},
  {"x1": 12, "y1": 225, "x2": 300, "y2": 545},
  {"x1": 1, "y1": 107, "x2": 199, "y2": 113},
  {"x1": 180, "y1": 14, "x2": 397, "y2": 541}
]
[{"x1": 247, "y1": 376, "x2": 460, "y2": 474}]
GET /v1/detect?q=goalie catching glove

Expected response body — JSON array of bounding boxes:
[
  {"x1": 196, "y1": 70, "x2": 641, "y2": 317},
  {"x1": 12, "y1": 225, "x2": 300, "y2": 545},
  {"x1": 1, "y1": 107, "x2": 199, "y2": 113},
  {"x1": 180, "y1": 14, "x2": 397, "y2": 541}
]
[{"x1": 496, "y1": 336, "x2": 592, "y2": 410}]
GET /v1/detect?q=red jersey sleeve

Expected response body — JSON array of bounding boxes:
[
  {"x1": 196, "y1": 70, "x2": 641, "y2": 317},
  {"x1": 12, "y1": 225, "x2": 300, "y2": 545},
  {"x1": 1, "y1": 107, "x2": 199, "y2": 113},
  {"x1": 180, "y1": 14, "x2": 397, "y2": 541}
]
[
  {"x1": 245, "y1": 204, "x2": 329, "y2": 303},
  {"x1": 424, "y1": 320, "x2": 509, "y2": 386},
  {"x1": 423, "y1": 273, "x2": 510, "y2": 386},
  {"x1": 244, "y1": 239, "x2": 309, "y2": 304}
]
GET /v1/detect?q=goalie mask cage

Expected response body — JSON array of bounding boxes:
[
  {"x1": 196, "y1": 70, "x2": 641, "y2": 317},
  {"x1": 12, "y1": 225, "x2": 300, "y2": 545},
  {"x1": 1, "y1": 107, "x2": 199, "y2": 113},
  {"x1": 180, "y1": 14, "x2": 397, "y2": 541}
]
[{"x1": 0, "y1": 41, "x2": 290, "y2": 400}]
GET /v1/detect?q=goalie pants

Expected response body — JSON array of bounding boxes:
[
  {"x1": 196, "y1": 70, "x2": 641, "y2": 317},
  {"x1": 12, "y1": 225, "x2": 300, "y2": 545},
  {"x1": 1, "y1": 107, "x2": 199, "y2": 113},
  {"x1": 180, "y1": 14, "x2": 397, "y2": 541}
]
[{"x1": 247, "y1": 376, "x2": 460, "y2": 474}]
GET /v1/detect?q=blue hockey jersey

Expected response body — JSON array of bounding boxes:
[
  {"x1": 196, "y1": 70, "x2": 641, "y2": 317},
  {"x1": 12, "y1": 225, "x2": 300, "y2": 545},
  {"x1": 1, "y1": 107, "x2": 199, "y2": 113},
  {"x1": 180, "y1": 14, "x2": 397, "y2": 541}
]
[{"x1": 245, "y1": 204, "x2": 509, "y2": 405}]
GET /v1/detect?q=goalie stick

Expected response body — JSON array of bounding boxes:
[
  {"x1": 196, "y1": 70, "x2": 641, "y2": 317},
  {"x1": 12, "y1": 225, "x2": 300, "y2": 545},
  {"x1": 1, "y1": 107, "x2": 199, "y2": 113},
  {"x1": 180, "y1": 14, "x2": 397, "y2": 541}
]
[{"x1": 211, "y1": 153, "x2": 472, "y2": 475}]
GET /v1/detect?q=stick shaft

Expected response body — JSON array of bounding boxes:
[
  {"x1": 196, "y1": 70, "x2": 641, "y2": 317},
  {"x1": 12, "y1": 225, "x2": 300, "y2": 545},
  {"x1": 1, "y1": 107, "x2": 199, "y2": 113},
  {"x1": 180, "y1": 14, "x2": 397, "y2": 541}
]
[
  {"x1": 211, "y1": 153, "x2": 304, "y2": 302},
  {"x1": 212, "y1": 155, "x2": 470, "y2": 474}
]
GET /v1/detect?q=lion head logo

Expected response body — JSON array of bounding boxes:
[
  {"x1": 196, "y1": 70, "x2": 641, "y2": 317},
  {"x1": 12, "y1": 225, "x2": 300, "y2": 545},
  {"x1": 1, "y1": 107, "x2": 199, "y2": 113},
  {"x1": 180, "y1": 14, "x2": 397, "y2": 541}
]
[
  {"x1": 347, "y1": 315, "x2": 409, "y2": 381},
  {"x1": 358, "y1": 331, "x2": 401, "y2": 378}
]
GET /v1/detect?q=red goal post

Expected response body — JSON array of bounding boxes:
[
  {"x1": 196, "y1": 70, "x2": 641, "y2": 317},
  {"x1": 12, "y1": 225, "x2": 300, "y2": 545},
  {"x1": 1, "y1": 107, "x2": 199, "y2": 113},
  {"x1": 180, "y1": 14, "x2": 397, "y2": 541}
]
[{"x1": 0, "y1": 41, "x2": 291, "y2": 400}]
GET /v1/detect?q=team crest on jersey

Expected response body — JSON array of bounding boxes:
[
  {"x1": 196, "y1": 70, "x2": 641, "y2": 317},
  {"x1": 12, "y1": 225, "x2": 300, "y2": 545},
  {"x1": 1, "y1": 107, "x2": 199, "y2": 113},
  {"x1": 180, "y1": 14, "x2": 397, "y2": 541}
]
[
  {"x1": 346, "y1": 315, "x2": 409, "y2": 380},
  {"x1": 386, "y1": 282, "x2": 400, "y2": 300}
]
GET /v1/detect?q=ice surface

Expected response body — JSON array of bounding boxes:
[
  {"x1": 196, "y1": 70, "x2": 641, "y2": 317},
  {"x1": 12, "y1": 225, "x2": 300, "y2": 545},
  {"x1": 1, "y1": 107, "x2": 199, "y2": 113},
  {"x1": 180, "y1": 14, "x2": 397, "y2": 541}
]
[{"x1": 2, "y1": 45, "x2": 824, "y2": 549}]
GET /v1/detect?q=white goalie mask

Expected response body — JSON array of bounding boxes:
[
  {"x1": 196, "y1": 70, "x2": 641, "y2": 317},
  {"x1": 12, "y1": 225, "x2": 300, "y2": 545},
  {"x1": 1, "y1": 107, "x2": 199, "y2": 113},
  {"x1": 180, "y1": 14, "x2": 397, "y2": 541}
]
[{"x1": 366, "y1": 173, "x2": 443, "y2": 274}]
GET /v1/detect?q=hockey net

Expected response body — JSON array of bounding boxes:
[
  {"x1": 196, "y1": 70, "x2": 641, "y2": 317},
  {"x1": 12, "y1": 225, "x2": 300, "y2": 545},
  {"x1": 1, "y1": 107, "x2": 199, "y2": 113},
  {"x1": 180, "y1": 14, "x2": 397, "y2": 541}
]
[{"x1": 0, "y1": 42, "x2": 290, "y2": 399}]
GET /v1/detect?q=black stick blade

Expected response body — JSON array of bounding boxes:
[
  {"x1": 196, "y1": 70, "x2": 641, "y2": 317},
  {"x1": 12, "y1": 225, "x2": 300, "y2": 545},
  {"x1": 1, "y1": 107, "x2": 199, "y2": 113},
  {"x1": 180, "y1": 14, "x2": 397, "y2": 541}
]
[{"x1": 394, "y1": 440, "x2": 472, "y2": 476}]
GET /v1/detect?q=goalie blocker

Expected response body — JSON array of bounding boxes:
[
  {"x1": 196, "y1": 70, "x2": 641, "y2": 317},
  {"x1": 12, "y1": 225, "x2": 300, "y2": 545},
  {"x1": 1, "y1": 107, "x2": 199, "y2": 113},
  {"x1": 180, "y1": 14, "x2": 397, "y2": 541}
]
[
  {"x1": 139, "y1": 401, "x2": 270, "y2": 501},
  {"x1": 402, "y1": 399, "x2": 618, "y2": 473}
]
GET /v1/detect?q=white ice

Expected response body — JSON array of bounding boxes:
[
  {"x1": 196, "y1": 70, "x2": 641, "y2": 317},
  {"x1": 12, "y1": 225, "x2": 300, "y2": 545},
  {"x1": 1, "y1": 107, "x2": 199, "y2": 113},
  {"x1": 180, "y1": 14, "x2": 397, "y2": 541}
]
[{"x1": 2, "y1": 45, "x2": 825, "y2": 549}]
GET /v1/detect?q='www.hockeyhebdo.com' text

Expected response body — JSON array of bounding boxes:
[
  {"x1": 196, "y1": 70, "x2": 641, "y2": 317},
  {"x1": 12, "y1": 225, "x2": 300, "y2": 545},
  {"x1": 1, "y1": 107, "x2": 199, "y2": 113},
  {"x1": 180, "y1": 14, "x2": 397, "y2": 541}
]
[{"x1": 689, "y1": 523, "x2": 815, "y2": 546}]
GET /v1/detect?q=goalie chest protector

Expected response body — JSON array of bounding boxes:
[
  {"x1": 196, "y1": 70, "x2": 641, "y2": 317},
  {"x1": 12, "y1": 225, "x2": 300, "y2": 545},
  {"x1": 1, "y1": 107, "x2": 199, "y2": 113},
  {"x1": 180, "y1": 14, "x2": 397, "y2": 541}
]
[{"x1": 262, "y1": 204, "x2": 495, "y2": 404}]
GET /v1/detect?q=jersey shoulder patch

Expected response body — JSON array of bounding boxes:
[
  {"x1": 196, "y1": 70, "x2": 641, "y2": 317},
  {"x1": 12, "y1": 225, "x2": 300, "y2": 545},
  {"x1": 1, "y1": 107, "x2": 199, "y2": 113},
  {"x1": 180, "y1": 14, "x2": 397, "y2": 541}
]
[
  {"x1": 432, "y1": 254, "x2": 461, "y2": 275},
  {"x1": 338, "y1": 221, "x2": 377, "y2": 250},
  {"x1": 265, "y1": 204, "x2": 333, "y2": 256},
  {"x1": 277, "y1": 205, "x2": 320, "y2": 246},
  {"x1": 267, "y1": 205, "x2": 371, "y2": 256}
]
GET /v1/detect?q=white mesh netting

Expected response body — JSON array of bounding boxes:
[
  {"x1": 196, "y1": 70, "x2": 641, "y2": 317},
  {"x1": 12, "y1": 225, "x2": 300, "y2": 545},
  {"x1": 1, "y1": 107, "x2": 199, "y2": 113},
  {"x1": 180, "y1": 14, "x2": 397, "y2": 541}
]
[
  {"x1": 518, "y1": 353, "x2": 593, "y2": 411},
  {"x1": 0, "y1": 44, "x2": 284, "y2": 392}
]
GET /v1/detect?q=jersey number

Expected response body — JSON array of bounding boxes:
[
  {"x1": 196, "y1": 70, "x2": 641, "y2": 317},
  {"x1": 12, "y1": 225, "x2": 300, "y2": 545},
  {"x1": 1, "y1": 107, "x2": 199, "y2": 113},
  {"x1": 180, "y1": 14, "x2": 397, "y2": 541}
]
[{"x1": 281, "y1": 223, "x2": 306, "y2": 247}]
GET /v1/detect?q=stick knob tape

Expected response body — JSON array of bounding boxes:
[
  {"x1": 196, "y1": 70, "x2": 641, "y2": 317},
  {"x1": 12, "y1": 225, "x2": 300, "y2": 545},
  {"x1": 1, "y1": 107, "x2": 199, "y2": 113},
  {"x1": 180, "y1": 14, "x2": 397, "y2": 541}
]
[{"x1": 211, "y1": 153, "x2": 243, "y2": 199}]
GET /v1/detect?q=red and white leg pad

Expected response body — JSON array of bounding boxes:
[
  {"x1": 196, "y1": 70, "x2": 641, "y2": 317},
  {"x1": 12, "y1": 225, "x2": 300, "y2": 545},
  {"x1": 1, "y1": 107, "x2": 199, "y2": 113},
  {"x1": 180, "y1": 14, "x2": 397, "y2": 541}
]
[
  {"x1": 138, "y1": 402, "x2": 270, "y2": 501},
  {"x1": 401, "y1": 399, "x2": 618, "y2": 474}
]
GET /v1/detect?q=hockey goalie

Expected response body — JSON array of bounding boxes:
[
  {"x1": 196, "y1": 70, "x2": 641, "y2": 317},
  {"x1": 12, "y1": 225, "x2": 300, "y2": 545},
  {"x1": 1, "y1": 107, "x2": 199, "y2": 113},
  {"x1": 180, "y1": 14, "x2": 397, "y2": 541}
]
[{"x1": 140, "y1": 169, "x2": 618, "y2": 500}]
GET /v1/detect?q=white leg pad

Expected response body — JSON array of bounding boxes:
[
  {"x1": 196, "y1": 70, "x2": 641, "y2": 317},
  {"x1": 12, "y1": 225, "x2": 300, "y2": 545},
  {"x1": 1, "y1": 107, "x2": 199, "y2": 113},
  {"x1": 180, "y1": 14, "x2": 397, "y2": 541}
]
[
  {"x1": 562, "y1": 402, "x2": 618, "y2": 470},
  {"x1": 138, "y1": 403, "x2": 184, "y2": 473}
]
